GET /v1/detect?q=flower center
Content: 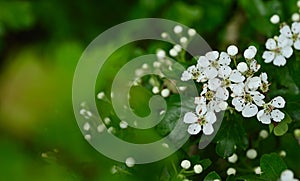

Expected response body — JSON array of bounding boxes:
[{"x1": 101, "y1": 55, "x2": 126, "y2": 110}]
[
  {"x1": 260, "y1": 83, "x2": 269, "y2": 93},
  {"x1": 192, "y1": 70, "x2": 200, "y2": 78},
  {"x1": 197, "y1": 117, "x2": 207, "y2": 125},
  {"x1": 211, "y1": 61, "x2": 220, "y2": 69},
  {"x1": 205, "y1": 90, "x2": 215, "y2": 101},
  {"x1": 263, "y1": 103, "x2": 274, "y2": 114},
  {"x1": 244, "y1": 94, "x2": 253, "y2": 103},
  {"x1": 222, "y1": 79, "x2": 231, "y2": 87}
]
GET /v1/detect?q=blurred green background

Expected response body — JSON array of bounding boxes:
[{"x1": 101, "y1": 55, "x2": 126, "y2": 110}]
[{"x1": 0, "y1": 0, "x2": 299, "y2": 180}]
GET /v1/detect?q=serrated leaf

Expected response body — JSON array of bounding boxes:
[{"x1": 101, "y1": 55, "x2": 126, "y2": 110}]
[
  {"x1": 260, "y1": 153, "x2": 287, "y2": 180},
  {"x1": 204, "y1": 171, "x2": 221, "y2": 181}
]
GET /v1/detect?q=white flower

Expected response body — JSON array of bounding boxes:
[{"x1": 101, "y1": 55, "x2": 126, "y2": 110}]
[
  {"x1": 232, "y1": 91, "x2": 265, "y2": 118},
  {"x1": 156, "y1": 49, "x2": 166, "y2": 59},
  {"x1": 194, "y1": 164, "x2": 203, "y2": 174},
  {"x1": 254, "y1": 166, "x2": 262, "y2": 175},
  {"x1": 270, "y1": 14, "x2": 280, "y2": 24},
  {"x1": 259, "y1": 129, "x2": 269, "y2": 139},
  {"x1": 246, "y1": 149, "x2": 257, "y2": 159},
  {"x1": 83, "y1": 122, "x2": 90, "y2": 131},
  {"x1": 227, "y1": 168, "x2": 236, "y2": 175},
  {"x1": 237, "y1": 62, "x2": 248, "y2": 73},
  {"x1": 262, "y1": 37, "x2": 293, "y2": 66},
  {"x1": 180, "y1": 37, "x2": 188, "y2": 44},
  {"x1": 228, "y1": 153, "x2": 238, "y2": 163},
  {"x1": 291, "y1": 22, "x2": 300, "y2": 50},
  {"x1": 227, "y1": 45, "x2": 238, "y2": 56},
  {"x1": 125, "y1": 157, "x2": 135, "y2": 167},
  {"x1": 181, "y1": 160, "x2": 191, "y2": 169},
  {"x1": 260, "y1": 72, "x2": 270, "y2": 93},
  {"x1": 188, "y1": 28, "x2": 196, "y2": 36},
  {"x1": 161, "y1": 88, "x2": 170, "y2": 97},
  {"x1": 152, "y1": 86, "x2": 160, "y2": 94},
  {"x1": 169, "y1": 48, "x2": 178, "y2": 57},
  {"x1": 181, "y1": 65, "x2": 204, "y2": 81},
  {"x1": 173, "y1": 25, "x2": 183, "y2": 34},
  {"x1": 292, "y1": 13, "x2": 300, "y2": 22},
  {"x1": 119, "y1": 121, "x2": 128, "y2": 129},
  {"x1": 280, "y1": 169, "x2": 299, "y2": 181},
  {"x1": 257, "y1": 96, "x2": 286, "y2": 124},
  {"x1": 244, "y1": 46, "x2": 257, "y2": 59},
  {"x1": 183, "y1": 107, "x2": 216, "y2": 135},
  {"x1": 197, "y1": 51, "x2": 220, "y2": 80}
]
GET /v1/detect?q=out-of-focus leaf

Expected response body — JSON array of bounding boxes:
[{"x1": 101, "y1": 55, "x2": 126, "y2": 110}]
[
  {"x1": 260, "y1": 153, "x2": 287, "y2": 180},
  {"x1": 204, "y1": 171, "x2": 221, "y2": 181}
]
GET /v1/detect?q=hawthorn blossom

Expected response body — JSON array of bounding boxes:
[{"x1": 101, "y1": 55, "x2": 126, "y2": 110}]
[
  {"x1": 280, "y1": 23, "x2": 300, "y2": 50},
  {"x1": 257, "y1": 96, "x2": 286, "y2": 124},
  {"x1": 262, "y1": 36, "x2": 293, "y2": 66},
  {"x1": 183, "y1": 104, "x2": 216, "y2": 135}
]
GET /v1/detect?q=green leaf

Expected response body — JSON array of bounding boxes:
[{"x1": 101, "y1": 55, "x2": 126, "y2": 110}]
[
  {"x1": 215, "y1": 116, "x2": 249, "y2": 158},
  {"x1": 204, "y1": 171, "x2": 221, "y2": 181},
  {"x1": 199, "y1": 159, "x2": 212, "y2": 170},
  {"x1": 274, "y1": 112, "x2": 292, "y2": 136},
  {"x1": 216, "y1": 138, "x2": 235, "y2": 158},
  {"x1": 260, "y1": 153, "x2": 287, "y2": 180},
  {"x1": 288, "y1": 54, "x2": 300, "y2": 88}
]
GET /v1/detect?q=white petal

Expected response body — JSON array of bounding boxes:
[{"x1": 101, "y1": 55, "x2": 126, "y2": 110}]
[
  {"x1": 187, "y1": 123, "x2": 201, "y2": 135},
  {"x1": 205, "y1": 111, "x2": 216, "y2": 124},
  {"x1": 232, "y1": 97, "x2": 245, "y2": 112},
  {"x1": 271, "y1": 96, "x2": 286, "y2": 108},
  {"x1": 292, "y1": 22, "x2": 300, "y2": 34},
  {"x1": 237, "y1": 62, "x2": 249, "y2": 73},
  {"x1": 242, "y1": 103, "x2": 258, "y2": 118},
  {"x1": 229, "y1": 70, "x2": 245, "y2": 83},
  {"x1": 219, "y1": 52, "x2": 231, "y2": 65},
  {"x1": 183, "y1": 112, "x2": 198, "y2": 124},
  {"x1": 218, "y1": 65, "x2": 232, "y2": 79},
  {"x1": 230, "y1": 83, "x2": 245, "y2": 97},
  {"x1": 260, "y1": 72, "x2": 268, "y2": 83},
  {"x1": 252, "y1": 93, "x2": 265, "y2": 106},
  {"x1": 278, "y1": 34, "x2": 293, "y2": 47},
  {"x1": 294, "y1": 39, "x2": 300, "y2": 50},
  {"x1": 218, "y1": 101, "x2": 228, "y2": 111},
  {"x1": 246, "y1": 77, "x2": 261, "y2": 90},
  {"x1": 273, "y1": 55, "x2": 287, "y2": 66},
  {"x1": 203, "y1": 123, "x2": 214, "y2": 135},
  {"x1": 197, "y1": 56, "x2": 210, "y2": 68},
  {"x1": 208, "y1": 78, "x2": 222, "y2": 91},
  {"x1": 257, "y1": 110, "x2": 271, "y2": 124},
  {"x1": 265, "y1": 38, "x2": 276, "y2": 50},
  {"x1": 181, "y1": 71, "x2": 192, "y2": 81},
  {"x1": 281, "y1": 46, "x2": 293, "y2": 58},
  {"x1": 194, "y1": 96, "x2": 206, "y2": 105},
  {"x1": 280, "y1": 25, "x2": 292, "y2": 38},
  {"x1": 244, "y1": 48, "x2": 256, "y2": 59},
  {"x1": 262, "y1": 51, "x2": 275, "y2": 63},
  {"x1": 249, "y1": 59, "x2": 260, "y2": 72},
  {"x1": 205, "y1": 67, "x2": 218, "y2": 79},
  {"x1": 271, "y1": 109, "x2": 285, "y2": 122},
  {"x1": 216, "y1": 87, "x2": 229, "y2": 100},
  {"x1": 196, "y1": 104, "x2": 207, "y2": 116},
  {"x1": 249, "y1": 46, "x2": 257, "y2": 55},
  {"x1": 206, "y1": 51, "x2": 219, "y2": 61}
]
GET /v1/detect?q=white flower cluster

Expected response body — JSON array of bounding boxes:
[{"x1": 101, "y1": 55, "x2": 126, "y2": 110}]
[
  {"x1": 182, "y1": 45, "x2": 286, "y2": 135},
  {"x1": 263, "y1": 1, "x2": 300, "y2": 66}
]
